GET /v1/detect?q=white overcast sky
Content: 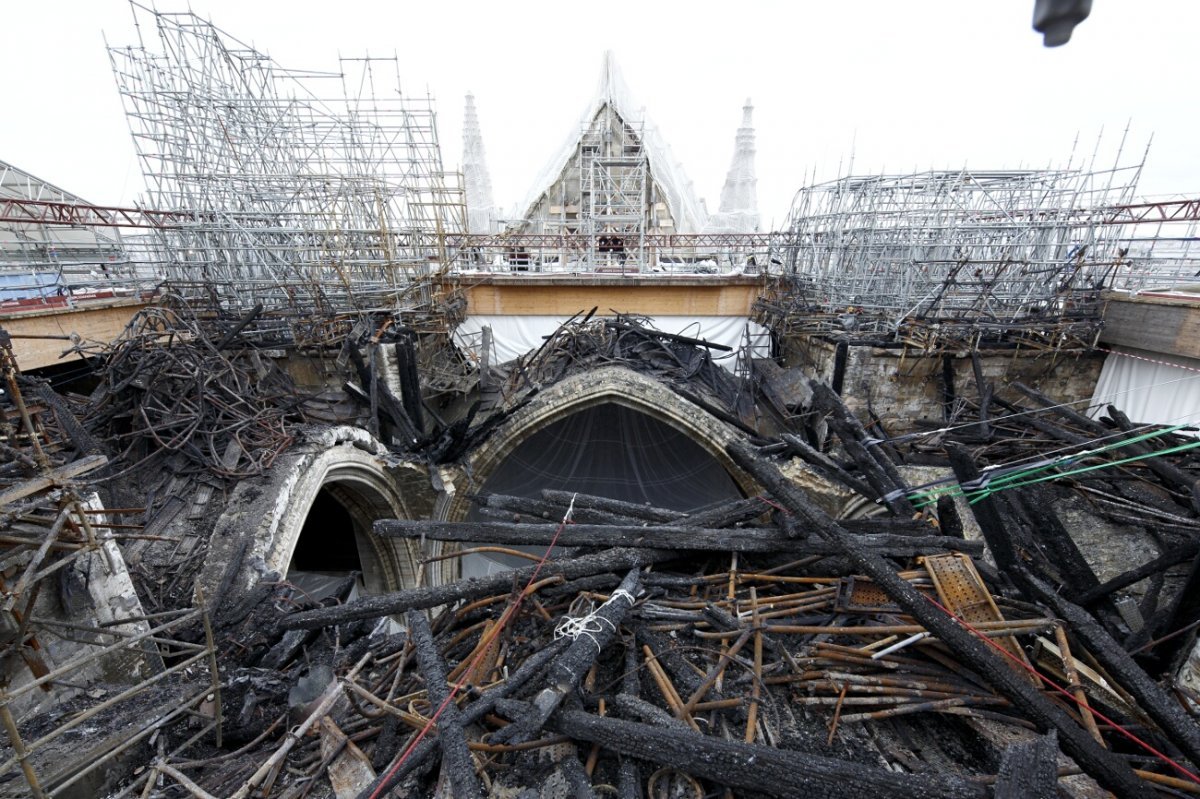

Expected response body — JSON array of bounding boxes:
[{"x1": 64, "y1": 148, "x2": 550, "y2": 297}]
[{"x1": 2, "y1": 2, "x2": 1198, "y2": 227}]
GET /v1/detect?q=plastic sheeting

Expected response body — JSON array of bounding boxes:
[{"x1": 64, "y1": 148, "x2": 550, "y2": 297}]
[
  {"x1": 1090, "y1": 345, "x2": 1200, "y2": 434},
  {"x1": 0, "y1": 271, "x2": 61, "y2": 301},
  {"x1": 515, "y1": 51, "x2": 707, "y2": 234},
  {"x1": 454, "y1": 314, "x2": 769, "y2": 370}
]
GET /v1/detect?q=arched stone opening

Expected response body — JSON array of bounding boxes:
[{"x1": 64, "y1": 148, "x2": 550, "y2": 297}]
[
  {"x1": 435, "y1": 367, "x2": 759, "y2": 576},
  {"x1": 440, "y1": 367, "x2": 759, "y2": 524},
  {"x1": 201, "y1": 426, "x2": 446, "y2": 602},
  {"x1": 474, "y1": 402, "x2": 743, "y2": 510},
  {"x1": 269, "y1": 452, "x2": 430, "y2": 597},
  {"x1": 285, "y1": 480, "x2": 405, "y2": 600}
]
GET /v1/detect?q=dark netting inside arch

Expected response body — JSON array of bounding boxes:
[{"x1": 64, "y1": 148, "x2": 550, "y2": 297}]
[
  {"x1": 471, "y1": 402, "x2": 742, "y2": 515},
  {"x1": 463, "y1": 403, "x2": 742, "y2": 577}
]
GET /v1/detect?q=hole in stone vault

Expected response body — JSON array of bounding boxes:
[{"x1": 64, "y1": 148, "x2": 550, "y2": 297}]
[
  {"x1": 287, "y1": 486, "x2": 366, "y2": 601},
  {"x1": 464, "y1": 402, "x2": 742, "y2": 577}
]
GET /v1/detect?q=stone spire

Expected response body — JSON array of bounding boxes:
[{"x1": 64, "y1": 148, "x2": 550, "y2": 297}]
[
  {"x1": 705, "y1": 99, "x2": 760, "y2": 234},
  {"x1": 462, "y1": 93, "x2": 496, "y2": 234}
]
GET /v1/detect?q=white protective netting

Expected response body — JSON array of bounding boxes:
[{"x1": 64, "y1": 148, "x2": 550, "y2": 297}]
[{"x1": 515, "y1": 51, "x2": 707, "y2": 234}]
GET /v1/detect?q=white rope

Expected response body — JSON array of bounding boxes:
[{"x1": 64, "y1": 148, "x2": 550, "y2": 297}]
[
  {"x1": 553, "y1": 588, "x2": 636, "y2": 652},
  {"x1": 562, "y1": 492, "x2": 578, "y2": 524}
]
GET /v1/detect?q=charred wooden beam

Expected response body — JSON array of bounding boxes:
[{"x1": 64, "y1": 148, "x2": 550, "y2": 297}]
[
  {"x1": 406, "y1": 609, "x2": 483, "y2": 797},
  {"x1": 548, "y1": 709, "x2": 987, "y2": 799},
  {"x1": 1014, "y1": 382, "x2": 1200, "y2": 512},
  {"x1": 727, "y1": 439, "x2": 1156, "y2": 799},
  {"x1": 617, "y1": 640, "x2": 642, "y2": 798},
  {"x1": 394, "y1": 332, "x2": 425, "y2": 433},
  {"x1": 671, "y1": 496, "x2": 771, "y2": 529},
  {"x1": 781, "y1": 433, "x2": 878, "y2": 501},
  {"x1": 373, "y1": 519, "x2": 983, "y2": 557},
  {"x1": 635, "y1": 626, "x2": 733, "y2": 719},
  {"x1": 946, "y1": 444, "x2": 1200, "y2": 773},
  {"x1": 993, "y1": 730, "x2": 1059, "y2": 799},
  {"x1": 936, "y1": 494, "x2": 965, "y2": 539},
  {"x1": 478, "y1": 493, "x2": 647, "y2": 526},
  {"x1": 1010, "y1": 486, "x2": 1103, "y2": 601},
  {"x1": 215, "y1": 303, "x2": 263, "y2": 350},
  {"x1": 941, "y1": 354, "x2": 956, "y2": 423},
  {"x1": 281, "y1": 547, "x2": 676, "y2": 631},
  {"x1": 1108, "y1": 405, "x2": 1200, "y2": 513},
  {"x1": 1074, "y1": 541, "x2": 1200, "y2": 606},
  {"x1": 362, "y1": 638, "x2": 571, "y2": 797},
  {"x1": 604, "y1": 321, "x2": 733, "y2": 351},
  {"x1": 540, "y1": 490, "x2": 679, "y2": 524},
  {"x1": 809, "y1": 381, "x2": 915, "y2": 516},
  {"x1": 1012, "y1": 381, "x2": 1200, "y2": 511},
  {"x1": 480, "y1": 493, "x2": 768, "y2": 530},
  {"x1": 347, "y1": 341, "x2": 419, "y2": 446},
  {"x1": 1015, "y1": 565, "x2": 1200, "y2": 771},
  {"x1": 675, "y1": 387, "x2": 762, "y2": 437},
  {"x1": 970, "y1": 352, "x2": 992, "y2": 440},
  {"x1": 831, "y1": 338, "x2": 849, "y2": 396},
  {"x1": 492, "y1": 568, "x2": 641, "y2": 745}
]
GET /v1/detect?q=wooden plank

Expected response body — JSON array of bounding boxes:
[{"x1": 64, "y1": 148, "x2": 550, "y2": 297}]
[
  {"x1": 1101, "y1": 297, "x2": 1200, "y2": 359},
  {"x1": 0, "y1": 454, "x2": 108, "y2": 508}
]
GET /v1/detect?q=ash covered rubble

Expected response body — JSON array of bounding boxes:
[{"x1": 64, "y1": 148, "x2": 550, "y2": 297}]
[{"x1": 0, "y1": 310, "x2": 1199, "y2": 798}]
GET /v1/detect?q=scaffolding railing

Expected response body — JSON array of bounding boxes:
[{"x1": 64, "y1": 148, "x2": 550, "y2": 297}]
[
  {"x1": 1104, "y1": 198, "x2": 1200, "y2": 295},
  {"x1": 0, "y1": 161, "x2": 152, "y2": 309},
  {"x1": 444, "y1": 232, "x2": 771, "y2": 276}
]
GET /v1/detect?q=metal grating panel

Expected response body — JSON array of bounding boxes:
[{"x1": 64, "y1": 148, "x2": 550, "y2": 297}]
[{"x1": 922, "y1": 553, "x2": 1033, "y2": 673}]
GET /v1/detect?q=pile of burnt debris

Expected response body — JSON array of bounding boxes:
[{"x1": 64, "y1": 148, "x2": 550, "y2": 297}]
[
  {"x1": 103, "y1": 385, "x2": 1200, "y2": 797},
  {"x1": 3, "y1": 307, "x2": 1200, "y2": 798},
  {"x1": 131, "y1": 418, "x2": 1200, "y2": 798}
]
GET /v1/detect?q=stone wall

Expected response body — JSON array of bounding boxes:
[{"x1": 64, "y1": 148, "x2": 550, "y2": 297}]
[{"x1": 780, "y1": 334, "x2": 1105, "y2": 433}]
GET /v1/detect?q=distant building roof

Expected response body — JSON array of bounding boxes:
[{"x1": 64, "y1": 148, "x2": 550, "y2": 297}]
[{"x1": 0, "y1": 159, "x2": 125, "y2": 255}]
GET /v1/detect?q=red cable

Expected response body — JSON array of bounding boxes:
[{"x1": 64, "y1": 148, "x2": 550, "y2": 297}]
[
  {"x1": 924, "y1": 595, "x2": 1200, "y2": 786},
  {"x1": 368, "y1": 499, "x2": 577, "y2": 799},
  {"x1": 756, "y1": 494, "x2": 792, "y2": 515},
  {"x1": 1095, "y1": 345, "x2": 1200, "y2": 376}
]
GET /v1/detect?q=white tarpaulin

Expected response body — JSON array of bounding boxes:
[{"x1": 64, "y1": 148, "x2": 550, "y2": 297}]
[
  {"x1": 454, "y1": 314, "x2": 769, "y2": 370},
  {"x1": 1090, "y1": 345, "x2": 1200, "y2": 434}
]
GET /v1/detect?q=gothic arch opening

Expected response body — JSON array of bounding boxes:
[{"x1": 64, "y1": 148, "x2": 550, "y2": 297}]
[
  {"x1": 231, "y1": 430, "x2": 447, "y2": 599},
  {"x1": 475, "y1": 402, "x2": 742, "y2": 509},
  {"x1": 286, "y1": 480, "x2": 399, "y2": 600},
  {"x1": 462, "y1": 400, "x2": 745, "y2": 577}
]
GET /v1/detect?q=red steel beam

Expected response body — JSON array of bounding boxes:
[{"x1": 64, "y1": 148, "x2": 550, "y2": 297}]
[
  {"x1": 0, "y1": 198, "x2": 189, "y2": 229},
  {"x1": 1101, "y1": 198, "x2": 1200, "y2": 225},
  {"x1": 4, "y1": 196, "x2": 1197, "y2": 235}
]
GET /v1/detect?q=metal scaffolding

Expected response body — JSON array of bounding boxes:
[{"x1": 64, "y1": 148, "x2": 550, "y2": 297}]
[
  {"x1": 106, "y1": 2, "x2": 464, "y2": 325},
  {"x1": 765, "y1": 163, "x2": 1145, "y2": 348},
  {"x1": 1106, "y1": 199, "x2": 1200, "y2": 294}
]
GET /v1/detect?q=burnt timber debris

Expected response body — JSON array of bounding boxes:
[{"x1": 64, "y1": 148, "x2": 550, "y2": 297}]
[
  {"x1": 3, "y1": 301, "x2": 1200, "y2": 798},
  {"x1": 3, "y1": 8, "x2": 1200, "y2": 798}
]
